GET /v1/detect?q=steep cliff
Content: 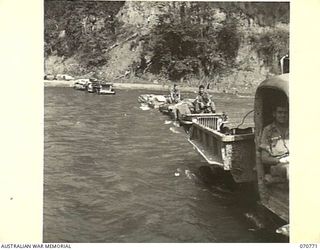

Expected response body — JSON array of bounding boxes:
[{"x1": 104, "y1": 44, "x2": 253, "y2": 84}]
[{"x1": 44, "y1": 1, "x2": 289, "y2": 91}]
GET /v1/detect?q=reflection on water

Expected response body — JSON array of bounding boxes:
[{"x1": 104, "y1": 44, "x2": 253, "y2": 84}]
[{"x1": 44, "y1": 87, "x2": 283, "y2": 243}]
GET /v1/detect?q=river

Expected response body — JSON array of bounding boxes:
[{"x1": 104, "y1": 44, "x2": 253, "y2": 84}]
[{"x1": 44, "y1": 87, "x2": 285, "y2": 243}]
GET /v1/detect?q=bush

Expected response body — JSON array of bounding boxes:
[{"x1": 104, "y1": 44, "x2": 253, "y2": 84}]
[
  {"x1": 217, "y1": 17, "x2": 241, "y2": 62},
  {"x1": 143, "y1": 16, "x2": 241, "y2": 82},
  {"x1": 44, "y1": 1, "x2": 124, "y2": 69},
  {"x1": 250, "y1": 27, "x2": 289, "y2": 68}
]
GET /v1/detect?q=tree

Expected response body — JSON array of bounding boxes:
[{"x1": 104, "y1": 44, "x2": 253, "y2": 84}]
[{"x1": 142, "y1": 4, "x2": 241, "y2": 82}]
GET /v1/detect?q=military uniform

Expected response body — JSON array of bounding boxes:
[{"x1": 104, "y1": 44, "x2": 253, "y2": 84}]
[
  {"x1": 169, "y1": 88, "x2": 181, "y2": 104},
  {"x1": 194, "y1": 92, "x2": 216, "y2": 113},
  {"x1": 260, "y1": 122, "x2": 289, "y2": 179}
]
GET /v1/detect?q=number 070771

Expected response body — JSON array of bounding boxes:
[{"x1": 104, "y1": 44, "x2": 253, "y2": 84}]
[{"x1": 299, "y1": 244, "x2": 318, "y2": 248}]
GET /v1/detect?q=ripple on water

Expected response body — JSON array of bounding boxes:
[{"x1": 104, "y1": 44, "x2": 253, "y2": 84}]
[{"x1": 44, "y1": 88, "x2": 281, "y2": 243}]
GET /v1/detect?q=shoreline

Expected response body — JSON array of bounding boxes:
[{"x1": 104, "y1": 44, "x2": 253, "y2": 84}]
[
  {"x1": 44, "y1": 80, "x2": 201, "y2": 93},
  {"x1": 44, "y1": 80, "x2": 255, "y2": 94}
]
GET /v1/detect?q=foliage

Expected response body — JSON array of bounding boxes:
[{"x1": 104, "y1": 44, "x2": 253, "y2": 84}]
[
  {"x1": 249, "y1": 28, "x2": 289, "y2": 68},
  {"x1": 44, "y1": 1, "x2": 124, "y2": 70},
  {"x1": 44, "y1": 1, "x2": 289, "y2": 81},
  {"x1": 209, "y1": 2, "x2": 289, "y2": 26},
  {"x1": 217, "y1": 18, "x2": 241, "y2": 62},
  {"x1": 142, "y1": 12, "x2": 241, "y2": 82}
]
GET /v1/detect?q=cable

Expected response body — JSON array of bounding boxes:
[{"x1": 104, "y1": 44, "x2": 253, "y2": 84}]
[{"x1": 236, "y1": 109, "x2": 254, "y2": 129}]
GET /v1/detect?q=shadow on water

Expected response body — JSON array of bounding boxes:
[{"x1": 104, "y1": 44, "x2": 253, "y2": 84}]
[{"x1": 195, "y1": 165, "x2": 289, "y2": 243}]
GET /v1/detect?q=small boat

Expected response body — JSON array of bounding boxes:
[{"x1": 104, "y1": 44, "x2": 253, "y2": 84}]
[
  {"x1": 97, "y1": 83, "x2": 116, "y2": 95},
  {"x1": 138, "y1": 94, "x2": 154, "y2": 104},
  {"x1": 137, "y1": 94, "x2": 169, "y2": 109},
  {"x1": 87, "y1": 78, "x2": 100, "y2": 93},
  {"x1": 147, "y1": 95, "x2": 168, "y2": 109},
  {"x1": 159, "y1": 98, "x2": 196, "y2": 123},
  {"x1": 188, "y1": 114, "x2": 255, "y2": 183},
  {"x1": 74, "y1": 79, "x2": 90, "y2": 90}
]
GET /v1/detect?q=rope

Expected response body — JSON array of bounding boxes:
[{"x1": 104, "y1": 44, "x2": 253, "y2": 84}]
[{"x1": 236, "y1": 109, "x2": 254, "y2": 129}]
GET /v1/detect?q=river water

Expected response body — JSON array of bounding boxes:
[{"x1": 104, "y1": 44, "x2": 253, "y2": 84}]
[{"x1": 44, "y1": 87, "x2": 284, "y2": 243}]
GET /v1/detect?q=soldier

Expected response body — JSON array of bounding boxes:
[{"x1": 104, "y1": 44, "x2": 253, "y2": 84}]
[
  {"x1": 194, "y1": 85, "x2": 216, "y2": 113},
  {"x1": 260, "y1": 103, "x2": 289, "y2": 184},
  {"x1": 169, "y1": 84, "x2": 181, "y2": 104}
]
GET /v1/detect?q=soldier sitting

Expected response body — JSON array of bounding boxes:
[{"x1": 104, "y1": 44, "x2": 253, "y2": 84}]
[
  {"x1": 260, "y1": 103, "x2": 289, "y2": 184},
  {"x1": 194, "y1": 85, "x2": 216, "y2": 113}
]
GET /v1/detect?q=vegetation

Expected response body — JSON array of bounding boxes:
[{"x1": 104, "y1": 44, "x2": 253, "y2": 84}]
[
  {"x1": 44, "y1": 1, "x2": 124, "y2": 70},
  {"x1": 44, "y1": 1, "x2": 289, "y2": 89},
  {"x1": 250, "y1": 28, "x2": 289, "y2": 71},
  {"x1": 140, "y1": 16, "x2": 241, "y2": 82}
]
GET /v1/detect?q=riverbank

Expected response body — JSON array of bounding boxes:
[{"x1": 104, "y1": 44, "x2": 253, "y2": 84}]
[
  {"x1": 45, "y1": 80, "x2": 199, "y2": 93},
  {"x1": 44, "y1": 80, "x2": 255, "y2": 94}
]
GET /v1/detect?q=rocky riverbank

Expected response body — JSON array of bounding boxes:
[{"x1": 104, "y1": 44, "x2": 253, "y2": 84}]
[
  {"x1": 45, "y1": 1, "x2": 288, "y2": 93},
  {"x1": 44, "y1": 80, "x2": 198, "y2": 92}
]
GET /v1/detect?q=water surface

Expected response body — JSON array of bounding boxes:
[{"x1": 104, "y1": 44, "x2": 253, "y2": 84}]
[{"x1": 44, "y1": 87, "x2": 283, "y2": 243}]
